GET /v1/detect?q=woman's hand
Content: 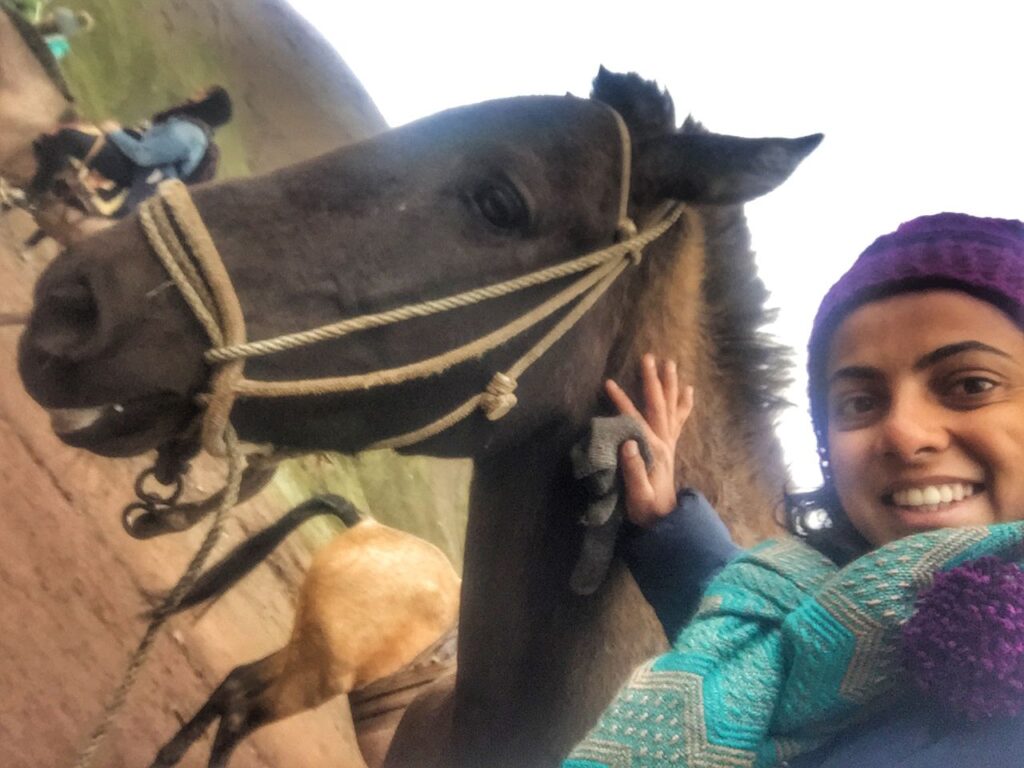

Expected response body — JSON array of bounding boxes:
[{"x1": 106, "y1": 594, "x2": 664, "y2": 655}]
[{"x1": 605, "y1": 353, "x2": 694, "y2": 528}]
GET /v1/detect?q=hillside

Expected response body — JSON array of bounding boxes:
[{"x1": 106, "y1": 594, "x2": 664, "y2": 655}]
[{"x1": 59, "y1": 0, "x2": 387, "y2": 175}]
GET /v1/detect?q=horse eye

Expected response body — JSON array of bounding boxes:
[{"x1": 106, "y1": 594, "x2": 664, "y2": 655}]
[{"x1": 471, "y1": 181, "x2": 528, "y2": 230}]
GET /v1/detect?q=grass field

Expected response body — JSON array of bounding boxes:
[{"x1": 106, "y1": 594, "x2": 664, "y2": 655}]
[{"x1": 54, "y1": 0, "x2": 253, "y2": 176}]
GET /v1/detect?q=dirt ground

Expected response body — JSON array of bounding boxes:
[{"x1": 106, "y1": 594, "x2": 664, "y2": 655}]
[{"x1": 0, "y1": 212, "x2": 367, "y2": 766}]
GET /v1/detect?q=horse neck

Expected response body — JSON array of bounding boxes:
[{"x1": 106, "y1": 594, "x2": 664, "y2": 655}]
[
  {"x1": 450, "y1": 426, "x2": 666, "y2": 768},
  {"x1": 621, "y1": 206, "x2": 787, "y2": 544},
  {"x1": 445, "y1": 207, "x2": 786, "y2": 766}
]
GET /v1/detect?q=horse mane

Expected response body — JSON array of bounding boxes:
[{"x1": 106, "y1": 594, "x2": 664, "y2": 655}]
[
  {"x1": 2, "y1": 5, "x2": 74, "y2": 101},
  {"x1": 591, "y1": 71, "x2": 791, "y2": 423},
  {"x1": 596, "y1": 89, "x2": 792, "y2": 536}
]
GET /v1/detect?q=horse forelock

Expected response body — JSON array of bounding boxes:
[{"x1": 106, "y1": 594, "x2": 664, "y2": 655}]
[{"x1": 590, "y1": 68, "x2": 675, "y2": 144}]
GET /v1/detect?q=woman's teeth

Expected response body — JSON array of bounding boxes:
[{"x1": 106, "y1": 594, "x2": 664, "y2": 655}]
[{"x1": 891, "y1": 483, "x2": 975, "y2": 508}]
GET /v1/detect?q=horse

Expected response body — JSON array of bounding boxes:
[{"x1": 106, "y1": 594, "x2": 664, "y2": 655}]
[
  {"x1": 0, "y1": 4, "x2": 72, "y2": 187},
  {"x1": 0, "y1": 5, "x2": 118, "y2": 246},
  {"x1": 148, "y1": 494, "x2": 460, "y2": 768},
  {"x1": 17, "y1": 68, "x2": 820, "y2": 767}
]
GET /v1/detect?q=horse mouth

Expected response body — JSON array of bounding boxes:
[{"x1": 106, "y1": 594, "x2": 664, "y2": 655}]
[
  {"x1": 44, "y1": 395, "x2": 196, "y2": 457},
  {"x1": 48, "y1": 404, "x2": 117, "y2": 434}
]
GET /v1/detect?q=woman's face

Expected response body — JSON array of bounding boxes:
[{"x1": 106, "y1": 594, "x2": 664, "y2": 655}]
[{"x1": 826, "y1": 290, "x2": 1024, "y2": 546}]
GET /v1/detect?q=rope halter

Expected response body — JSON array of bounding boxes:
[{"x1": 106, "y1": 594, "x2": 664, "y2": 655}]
[{"x1": 137, "y1": 106, "x2": 685, "y2": 457}]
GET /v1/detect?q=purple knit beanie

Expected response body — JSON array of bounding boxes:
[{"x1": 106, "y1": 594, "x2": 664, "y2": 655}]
[{"x1": 807, "y1": 212, "x2": 1024, "y2": 465}]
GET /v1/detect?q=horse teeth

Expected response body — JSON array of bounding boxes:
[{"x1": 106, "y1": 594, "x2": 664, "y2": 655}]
[{"x1": 47, "y1": 406, "x2": 105, "y2": 433}]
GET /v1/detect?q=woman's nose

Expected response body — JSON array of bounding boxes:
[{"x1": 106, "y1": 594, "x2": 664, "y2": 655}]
[{"x1": 876, "y1": 392, "x2": 949, "y2": 461}]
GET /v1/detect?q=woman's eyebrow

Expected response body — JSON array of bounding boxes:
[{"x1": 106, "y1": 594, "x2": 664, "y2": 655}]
[
  {"x1": 828, "y1": 366, "x2": 878, "y2": 387},
  {"x1": 913, "y1": 340, "x2": 1011, "y2": 370}
]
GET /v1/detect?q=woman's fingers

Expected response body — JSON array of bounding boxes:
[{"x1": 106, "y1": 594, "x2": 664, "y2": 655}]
[
  {"x1": 606, "y1": 357, "x2": 693, "y2": 527},
  {"x1": 675, "y1": 384, "x2": 695, "y2": 434},
  {"x1": 620, "y1": 440, "x2": 655, "y2": 525},
  {"x1": 642, "y1": 353, "x2": 669, "y2": 437},
  {"x1": 607, "y1": 363, "x2": 693, "y2": 442},
  {"x1": 662, "y1": 359, "x2": 679, "y2": 426},
  {"x1": 606, "y1": 378, "x2": 660, "y2": 447},
  {"x1": 604, "y1": 378, "x2": 640, "y2": 419}
]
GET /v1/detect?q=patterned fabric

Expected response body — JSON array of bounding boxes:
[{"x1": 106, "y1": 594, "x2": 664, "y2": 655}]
[{"x1": 565, "y1": 521, "x2": 1024, "y2": 768}]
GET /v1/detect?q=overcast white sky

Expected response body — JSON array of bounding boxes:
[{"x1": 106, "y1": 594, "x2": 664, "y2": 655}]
[{"x1": 286, "y1": 0, "x2": 1022, "y2": 488}]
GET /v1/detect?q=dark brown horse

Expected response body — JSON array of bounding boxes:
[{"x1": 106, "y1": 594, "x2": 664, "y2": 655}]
[{"x1": 18, "y1": 69, "x2": 819, "y2": 767}]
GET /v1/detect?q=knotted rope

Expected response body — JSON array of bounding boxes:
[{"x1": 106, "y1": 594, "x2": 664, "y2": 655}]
[{"x1": 136, "y1": 106, "x2": 684, "y2": 456}]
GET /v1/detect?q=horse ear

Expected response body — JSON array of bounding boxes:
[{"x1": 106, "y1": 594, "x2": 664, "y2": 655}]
[{"x1": 633, "y1": 131, "x2": 823, "y2": 205}]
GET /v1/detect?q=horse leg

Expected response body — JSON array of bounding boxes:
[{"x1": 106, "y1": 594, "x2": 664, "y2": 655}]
[
  {"x1": 149, "y1": 689, "x2": 223, "y2": 768},
  {"x1": 206, "y1": 702, "x2": 274, "y2": 768},
  {"x1": 149, "y1": 652, "x2": 280, "y2": 768}
]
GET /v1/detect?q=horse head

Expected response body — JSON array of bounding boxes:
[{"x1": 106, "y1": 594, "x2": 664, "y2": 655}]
[
  {"x1": 19, "y1": 69, "x2": 821, "y2": 766},
  {"x1": 19, "y1": 69, "x2": 819, "y2": 463}
]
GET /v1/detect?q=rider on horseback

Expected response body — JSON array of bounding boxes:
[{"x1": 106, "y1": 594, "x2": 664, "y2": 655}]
[{"x1": 27, "y1": 85, "x2": 232, "y2": 216}]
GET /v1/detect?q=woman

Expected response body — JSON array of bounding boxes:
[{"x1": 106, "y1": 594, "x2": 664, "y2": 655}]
[
  {"x1": 568, "y1": 213, "x2": 1024, "y2": 767},
  {"x1": 106, "y1": 84, "x2": 231, "y2": 185},
  {"x1": 28, "y1": 85, "x2": 230, "y2": 211}
]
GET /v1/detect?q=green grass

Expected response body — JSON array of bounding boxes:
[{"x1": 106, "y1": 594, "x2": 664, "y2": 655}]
[{"x1": 53, "y1": 0, "x2": 251, "y2": 177}]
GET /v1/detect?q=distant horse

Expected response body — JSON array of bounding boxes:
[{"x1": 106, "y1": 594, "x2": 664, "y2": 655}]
[
  {"x1": 0, "y1": 4, "x2": 73, "y2": 185},
  {"x1": 18, "y1": 68, "x2": 820, "y2": 766},
  {"x1": 0, "y1": 7, "x2": 212, "y2": 247},
  {"x1": 0, "y1": 5, "x2": 111, "y2": 245},
  {"x1": 149, "y1": 494, "x2": 460, "y2": 768}
]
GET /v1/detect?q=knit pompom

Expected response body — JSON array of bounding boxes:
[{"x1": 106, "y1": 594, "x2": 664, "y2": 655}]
[{"x1": 902, "y1": 556, "x2": 1024, "y2": 719}]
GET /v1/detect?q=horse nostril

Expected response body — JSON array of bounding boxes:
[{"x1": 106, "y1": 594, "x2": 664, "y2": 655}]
[{"x1": 30, "y1": 275, "x2": 102, "y2": 361}]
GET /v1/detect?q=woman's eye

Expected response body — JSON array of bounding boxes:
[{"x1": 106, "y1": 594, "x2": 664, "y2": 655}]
[
  {"x1": 948, "y1": 376, "x2": 997, "y2": 398},
  {"x1": 832, "y1": 393, "x2": 879, "y2": 420},
  {"x1": 471, "y1": 181, "x2": 529, "y2": 231}
]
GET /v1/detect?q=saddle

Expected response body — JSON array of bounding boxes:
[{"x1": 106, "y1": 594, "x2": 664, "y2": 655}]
[{"x1": 46, "y1": 125, "x2": 131, "y2": 217}]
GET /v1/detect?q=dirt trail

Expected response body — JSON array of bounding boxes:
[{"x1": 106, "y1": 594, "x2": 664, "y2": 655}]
[{"x1": 0, "y1": 213, "x2": 364, "y2": 766}]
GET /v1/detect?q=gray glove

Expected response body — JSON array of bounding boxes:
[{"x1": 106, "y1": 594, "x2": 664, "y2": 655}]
[{"x1": 568, "y1": 415, "x2": 651, "y2": 595}]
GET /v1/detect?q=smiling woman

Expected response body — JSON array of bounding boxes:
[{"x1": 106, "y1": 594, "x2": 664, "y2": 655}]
[
  {"x1": 803, "y1": 213, "x2": 1024, "y2": 558},
  {"x1": 568, "y1": 213, "x2": 1024, "y2": 768},
  {"x1": 825, "y1": 291, "x2": 1024, "y2": 546}
]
